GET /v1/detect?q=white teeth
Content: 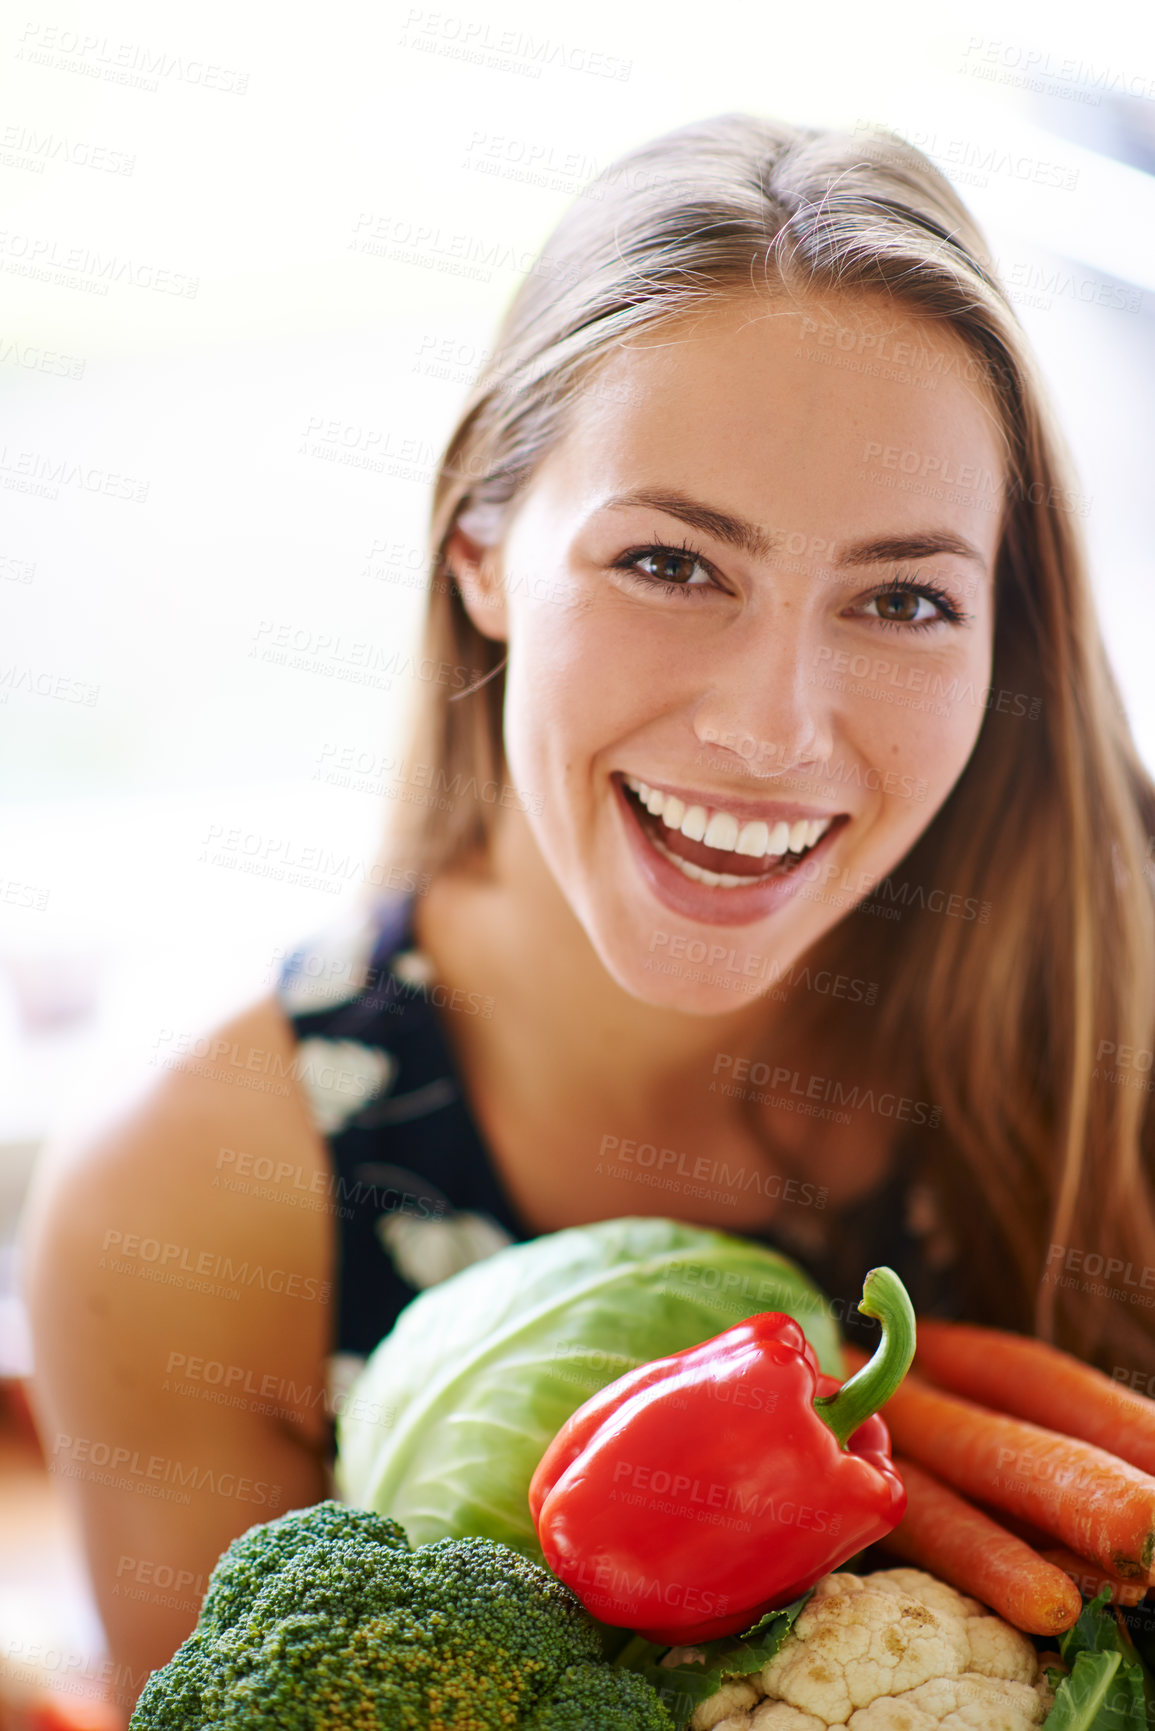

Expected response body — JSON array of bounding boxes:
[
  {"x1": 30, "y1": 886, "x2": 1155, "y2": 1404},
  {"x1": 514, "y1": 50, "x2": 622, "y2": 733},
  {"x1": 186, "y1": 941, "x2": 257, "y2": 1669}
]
[
  {"x1": 623, "y1": 775, "x2": 833, "y2": 862},
  {"x1": 703, "y1": 810, "x2": 739, "y2": 850},
  {"x1": 679, "y1": 804, "x2": 708, "y2": 843},
  {"x1": 736, "y1": 820, "x2": 769, "y2": 857},
  {"x1": 648, "y1": 825, "x2": 776, "y2": 887}
]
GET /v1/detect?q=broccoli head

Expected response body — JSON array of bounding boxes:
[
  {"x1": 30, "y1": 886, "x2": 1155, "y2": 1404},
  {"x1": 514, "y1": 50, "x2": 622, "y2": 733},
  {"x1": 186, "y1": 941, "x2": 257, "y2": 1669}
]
[{"x1": 129, "y1": 1500, "x2": 672, "y2": 1729}]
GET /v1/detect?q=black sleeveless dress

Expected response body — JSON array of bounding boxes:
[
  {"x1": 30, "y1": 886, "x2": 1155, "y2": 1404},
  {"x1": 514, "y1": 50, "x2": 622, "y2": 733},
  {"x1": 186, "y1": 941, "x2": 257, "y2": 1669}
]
[{"x1": 273, "y1": 891, "x2": 962, "y2": 1410}]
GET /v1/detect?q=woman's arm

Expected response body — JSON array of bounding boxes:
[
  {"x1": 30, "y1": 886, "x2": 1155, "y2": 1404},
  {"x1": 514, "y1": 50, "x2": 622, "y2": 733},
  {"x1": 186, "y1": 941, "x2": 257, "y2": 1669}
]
[{"x1": 22, "y1": 997, "x2": 335, "y2": 1723}]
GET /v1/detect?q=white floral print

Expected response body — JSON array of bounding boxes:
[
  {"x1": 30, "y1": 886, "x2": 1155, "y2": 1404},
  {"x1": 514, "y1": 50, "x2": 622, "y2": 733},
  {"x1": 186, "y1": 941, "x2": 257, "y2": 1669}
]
[
  {"x1": 375, "y1": 1210, "x2": 514, "y2": 1291},
  {"x1": 294, "y1": 1038, "x2": 396, "y2": 1135}
]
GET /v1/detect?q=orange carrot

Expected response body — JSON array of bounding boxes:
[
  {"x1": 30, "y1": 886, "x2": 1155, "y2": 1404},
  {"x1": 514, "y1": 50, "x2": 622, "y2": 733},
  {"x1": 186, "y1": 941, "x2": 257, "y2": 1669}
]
[
  {"x1": 915, "y1": 1320, "x2": 1155, "y2": 1477},
  {"x1": 883, "y1": 1457, "x2": 1083, "y2": 1633},
  {"x1": 1038, "y1": 1545, "x2": 1149, "y2": 1608},
  {"x1": 844, "y1": 1346, "x2": 1155, "y2": 1582}
]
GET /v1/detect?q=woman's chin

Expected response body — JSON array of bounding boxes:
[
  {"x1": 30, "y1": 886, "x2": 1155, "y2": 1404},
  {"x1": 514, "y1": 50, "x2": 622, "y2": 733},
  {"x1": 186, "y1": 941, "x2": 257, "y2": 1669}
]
[{"x1": 588, "y1": 912, "x2": 788, "y2": 1017}]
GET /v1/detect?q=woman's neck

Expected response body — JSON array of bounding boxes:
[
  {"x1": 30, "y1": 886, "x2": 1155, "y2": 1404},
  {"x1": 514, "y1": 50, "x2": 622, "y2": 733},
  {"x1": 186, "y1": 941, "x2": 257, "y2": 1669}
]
[
  {"x1": 409, "y1": 818, "x2": 902, "y2": 1233},
  {"x1": 411, "y1": 821, "x2": 792, "y2": 1129}
]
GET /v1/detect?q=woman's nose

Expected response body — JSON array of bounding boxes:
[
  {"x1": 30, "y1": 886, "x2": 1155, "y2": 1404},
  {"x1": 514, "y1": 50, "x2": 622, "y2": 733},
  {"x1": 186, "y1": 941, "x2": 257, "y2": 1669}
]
[{"x1": 690, "y1": 615, "x2": 834, "y2": 778}]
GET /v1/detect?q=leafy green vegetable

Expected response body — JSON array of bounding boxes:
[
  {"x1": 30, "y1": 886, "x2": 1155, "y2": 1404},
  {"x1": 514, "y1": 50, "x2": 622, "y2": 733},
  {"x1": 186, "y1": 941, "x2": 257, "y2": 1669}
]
[
  {"x1": 1117, "y1": 1595, "x2": 1155, "y2": 1689},
  {"x1": 1043, "y1": 1589, "x2": 1154, "y2": 1730},
  {"x1": 614, "y1": 1592, "x2": 813, "y2": 1729},
  {"x1": 338, "y1": 1217, "x2": 841, "y2": 1560},
  {"x1": 1043, "y1": 1651, "x2": 1124, "y2": 1731}
]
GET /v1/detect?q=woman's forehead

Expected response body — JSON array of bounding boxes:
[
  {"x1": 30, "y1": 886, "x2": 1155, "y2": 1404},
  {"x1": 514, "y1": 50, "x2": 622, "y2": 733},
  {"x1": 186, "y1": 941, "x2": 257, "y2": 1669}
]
[
  {"x1": 525, "y1": 294, "x2": 1007, "y2": 559},
  {"x1": 578, "y1": 291, "x2": 997, "y2": 437}
]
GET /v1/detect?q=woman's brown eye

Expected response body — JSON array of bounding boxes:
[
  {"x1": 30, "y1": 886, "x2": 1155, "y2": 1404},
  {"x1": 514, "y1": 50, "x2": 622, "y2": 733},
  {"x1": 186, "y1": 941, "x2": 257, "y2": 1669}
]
[
  {"x1": 646, "y1": 552, "x2": 698, "y2": 584},
  {"x1": 876, "y1": 589, "x2": 921, "y2": 621}
]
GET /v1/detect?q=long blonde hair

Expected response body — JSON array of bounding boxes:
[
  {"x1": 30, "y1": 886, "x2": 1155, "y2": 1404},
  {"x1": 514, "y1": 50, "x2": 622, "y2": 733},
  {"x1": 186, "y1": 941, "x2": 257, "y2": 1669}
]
[{"x1": 380, "y1": 113, "x2": 1155, "y2": 1372}]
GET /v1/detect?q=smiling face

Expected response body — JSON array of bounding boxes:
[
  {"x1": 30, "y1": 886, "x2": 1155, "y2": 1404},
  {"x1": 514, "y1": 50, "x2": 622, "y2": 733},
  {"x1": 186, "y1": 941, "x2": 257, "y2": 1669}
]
[{"x1": 449, "y1": 292, "x2": 1005, "y2": 1012}]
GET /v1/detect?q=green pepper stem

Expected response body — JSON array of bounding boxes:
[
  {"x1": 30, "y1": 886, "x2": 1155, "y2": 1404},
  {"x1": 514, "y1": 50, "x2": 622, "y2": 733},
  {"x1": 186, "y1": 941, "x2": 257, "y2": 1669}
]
[{"x1": 812, "y1": 1267, "x2": 916, "y2": 1449}]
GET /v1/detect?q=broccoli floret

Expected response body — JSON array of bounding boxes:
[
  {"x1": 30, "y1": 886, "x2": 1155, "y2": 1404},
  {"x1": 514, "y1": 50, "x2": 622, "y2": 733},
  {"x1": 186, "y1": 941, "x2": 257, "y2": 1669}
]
[
  {"x1": 525, "y1": 1663, "x2": 678, "y2": 1728},
  {"x1": 130, "y1": 1501, "x2": 673, "y2": 1730}
]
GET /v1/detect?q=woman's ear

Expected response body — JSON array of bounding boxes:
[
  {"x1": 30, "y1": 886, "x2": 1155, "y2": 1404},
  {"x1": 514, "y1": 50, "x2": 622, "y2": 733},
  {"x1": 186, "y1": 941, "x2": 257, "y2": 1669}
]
[{"x1": 443, "y1": 522, "x2": 508, "y2": 644}]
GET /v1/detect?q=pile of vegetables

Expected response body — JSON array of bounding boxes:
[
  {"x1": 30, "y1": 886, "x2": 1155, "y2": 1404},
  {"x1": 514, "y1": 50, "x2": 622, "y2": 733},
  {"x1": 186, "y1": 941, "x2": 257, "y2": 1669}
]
[
  {"x1": 337, "y1": 1216, "x2": 842, "y2": 1560},
  {"x1": 128, "y1": 1218, "x2": 1155, "y2": 1729}
]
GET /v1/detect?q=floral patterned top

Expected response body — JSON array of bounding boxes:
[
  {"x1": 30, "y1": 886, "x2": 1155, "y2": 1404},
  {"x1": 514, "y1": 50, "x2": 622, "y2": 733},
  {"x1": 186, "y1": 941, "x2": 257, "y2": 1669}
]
[{"x1": 274, "y1": 892, "x2": 962, "y2": 1413}]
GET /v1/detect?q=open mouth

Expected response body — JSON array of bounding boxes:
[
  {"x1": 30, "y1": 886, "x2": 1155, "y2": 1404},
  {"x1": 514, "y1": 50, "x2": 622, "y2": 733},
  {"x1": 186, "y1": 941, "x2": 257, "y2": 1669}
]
[{"x1": 617, "y1": 772, "x2": 845, "y2": 890}]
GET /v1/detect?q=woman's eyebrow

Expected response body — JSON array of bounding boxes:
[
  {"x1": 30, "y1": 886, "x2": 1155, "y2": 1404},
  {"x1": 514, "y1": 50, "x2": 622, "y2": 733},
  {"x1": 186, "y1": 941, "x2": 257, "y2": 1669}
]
[{"x1": 601, "y1": 486, "x2": 988, "y2": 574}]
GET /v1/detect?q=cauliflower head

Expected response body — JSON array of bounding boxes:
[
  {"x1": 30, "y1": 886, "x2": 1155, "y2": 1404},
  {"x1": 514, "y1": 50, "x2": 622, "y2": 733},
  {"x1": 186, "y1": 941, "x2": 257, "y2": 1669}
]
[{"x1": 684, "y1": 1569, "x2": 1057, "y2": 1731}]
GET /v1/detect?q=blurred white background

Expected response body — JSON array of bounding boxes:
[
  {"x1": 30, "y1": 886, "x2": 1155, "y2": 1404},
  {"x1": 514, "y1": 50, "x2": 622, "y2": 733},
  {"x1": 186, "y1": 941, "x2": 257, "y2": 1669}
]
[{"x1": 3, "y1": 0, "x2": 1155, "y2": 1367}]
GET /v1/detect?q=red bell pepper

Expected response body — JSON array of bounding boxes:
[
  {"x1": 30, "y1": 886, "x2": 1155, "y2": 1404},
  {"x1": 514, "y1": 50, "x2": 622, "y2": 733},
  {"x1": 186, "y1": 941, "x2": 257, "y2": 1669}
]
[{"x1": 528, "y1": 1265, "x2": 915, "y2": 1645}]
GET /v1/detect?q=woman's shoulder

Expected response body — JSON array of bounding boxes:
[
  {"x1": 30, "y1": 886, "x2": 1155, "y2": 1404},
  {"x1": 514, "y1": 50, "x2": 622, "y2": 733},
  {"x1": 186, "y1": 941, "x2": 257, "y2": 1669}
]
[
  {"x1": 21, "y1": 991, "x2": 337, "y2": 1454},
  {"x1": 41, "y1": 992, "x2": 324, "y2": 1206}
]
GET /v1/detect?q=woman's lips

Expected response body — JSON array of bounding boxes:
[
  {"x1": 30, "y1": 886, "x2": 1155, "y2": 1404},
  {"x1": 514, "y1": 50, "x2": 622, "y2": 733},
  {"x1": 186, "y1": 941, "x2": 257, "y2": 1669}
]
[{"x1": 612, "y1": 774, "x2": 847, "y2": 930}]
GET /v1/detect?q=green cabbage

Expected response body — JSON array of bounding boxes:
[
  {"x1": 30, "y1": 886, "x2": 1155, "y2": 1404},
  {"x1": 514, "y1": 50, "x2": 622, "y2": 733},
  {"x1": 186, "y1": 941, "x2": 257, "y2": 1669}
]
[{"x1": 337, "y1": 1215, "x2": 842, "y2": 1560}]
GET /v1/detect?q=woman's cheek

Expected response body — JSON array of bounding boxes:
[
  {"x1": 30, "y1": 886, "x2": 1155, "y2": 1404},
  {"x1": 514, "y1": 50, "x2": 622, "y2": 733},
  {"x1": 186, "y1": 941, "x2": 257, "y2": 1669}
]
[
  {"x1": 840, "y1": 648, "x2": 990, "y2": 831},
  {"x1": 499, "y1": 587, "x2": 612, "y2": 817}
]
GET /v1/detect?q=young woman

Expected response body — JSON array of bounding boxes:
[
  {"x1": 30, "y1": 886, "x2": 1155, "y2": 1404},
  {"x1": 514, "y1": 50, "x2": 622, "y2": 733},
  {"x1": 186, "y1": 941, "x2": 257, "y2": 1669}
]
[{"x1": 23, "y1": 112, "x2": 1155, "y2": 1715}]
